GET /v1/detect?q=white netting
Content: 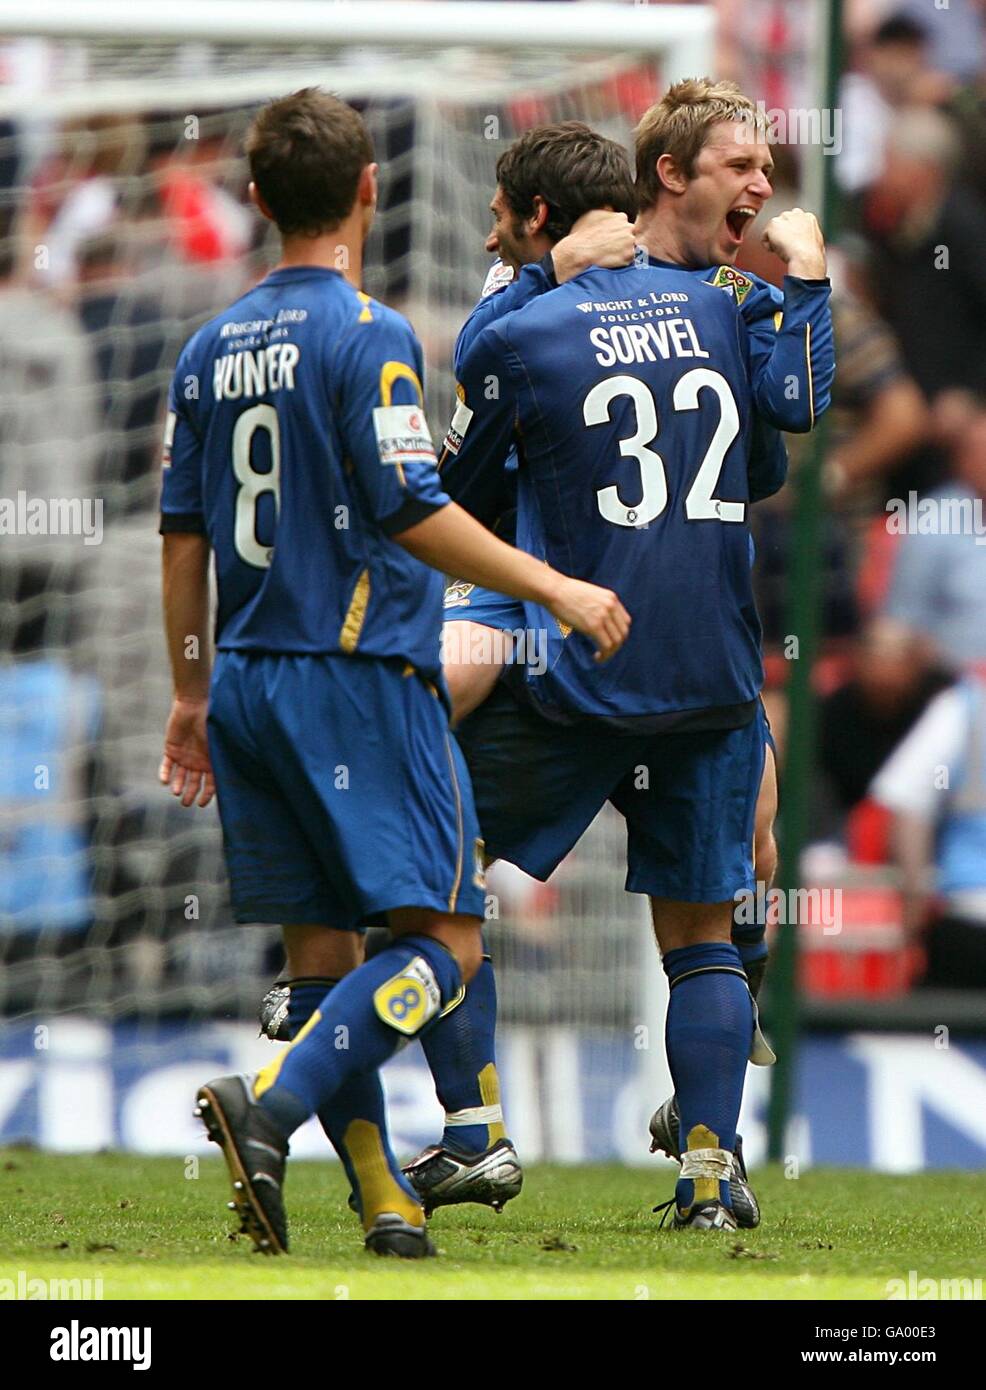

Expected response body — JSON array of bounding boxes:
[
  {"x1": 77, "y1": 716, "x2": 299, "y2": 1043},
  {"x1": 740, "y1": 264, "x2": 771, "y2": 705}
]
[{"x1": 0, "y1": 7, "x2": 711, "y2": 1155}]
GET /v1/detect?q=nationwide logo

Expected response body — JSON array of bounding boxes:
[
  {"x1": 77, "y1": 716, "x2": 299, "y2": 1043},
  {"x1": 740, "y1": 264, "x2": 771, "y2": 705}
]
[{"x1": 372, "y1": 404, "x2": 436, "y2": 470}]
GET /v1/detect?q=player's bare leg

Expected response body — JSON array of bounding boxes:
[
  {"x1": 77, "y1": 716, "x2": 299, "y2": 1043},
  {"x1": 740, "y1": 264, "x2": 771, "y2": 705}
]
[
  {"x1": 283, "y1": 923, "x2": 363, "y2": 977},
  {"x1": 443, "y1": 619, "x2": 506, "y2": 725},
  {"x1": 402, "y1": 626, "x2": 523, "y2": 1213},
  {"x1": 387, "y1": 906, "x2": 484, "y2": 982},
  {"x1": 258, "y1": 925, "x2": 362, "y2": 1042},
  {"x1": 649, "y1": 899, "x2": 755, "y2": 1232}
]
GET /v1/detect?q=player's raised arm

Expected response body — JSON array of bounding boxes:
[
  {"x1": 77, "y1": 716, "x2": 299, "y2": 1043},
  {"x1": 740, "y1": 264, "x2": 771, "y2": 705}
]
[{"x1": 743, "y1": 209, "x2": 835, "y2": 433}]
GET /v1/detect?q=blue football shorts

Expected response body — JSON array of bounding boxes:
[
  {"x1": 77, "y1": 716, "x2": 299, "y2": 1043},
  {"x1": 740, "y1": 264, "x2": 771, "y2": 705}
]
[
  {"x1": 454, "y1": 685, "x2": 769, "y2": 902},
  {"x1": 442, "y1": 580, "x2": 525, "y2": 633},
  {"x1": 207, "y1": 651, "x2": 487, "y2": 928}
]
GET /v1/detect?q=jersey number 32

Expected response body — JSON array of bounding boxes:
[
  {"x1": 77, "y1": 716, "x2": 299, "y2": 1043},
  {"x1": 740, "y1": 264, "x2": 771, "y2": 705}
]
[{"x1": 585, "y1": 368, "x2": 745, "y2": 528}]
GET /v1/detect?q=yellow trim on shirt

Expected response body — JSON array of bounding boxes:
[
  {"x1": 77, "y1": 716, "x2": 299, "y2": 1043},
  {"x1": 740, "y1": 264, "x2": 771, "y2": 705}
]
[
  {"x1": 339, "y1": 568, "x2": 371, "y2": 653},
  {"x1": 444, "y1": 732, "x2": 465, "y2": 913},
  {"x1": 379, "y1": 361, "x2": 424, "y2": 408}
]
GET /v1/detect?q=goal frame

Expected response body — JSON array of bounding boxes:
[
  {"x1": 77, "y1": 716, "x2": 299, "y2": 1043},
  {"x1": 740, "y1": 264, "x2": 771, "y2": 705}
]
[{"x1": 0, "y1": 2, "x2": 715, "y2": 114}]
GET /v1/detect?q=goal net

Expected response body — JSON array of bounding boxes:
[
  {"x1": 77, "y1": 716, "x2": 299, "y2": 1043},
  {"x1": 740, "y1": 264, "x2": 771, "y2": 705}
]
[{"x1": 0, "y1": 2, "x2": 712, "y2": 1163}]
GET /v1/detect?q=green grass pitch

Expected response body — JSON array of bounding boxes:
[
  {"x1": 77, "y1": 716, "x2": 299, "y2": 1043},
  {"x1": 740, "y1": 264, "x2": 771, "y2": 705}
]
[{"x1": 1, "y1": 1150, "x2": 982, "y2": 1300}]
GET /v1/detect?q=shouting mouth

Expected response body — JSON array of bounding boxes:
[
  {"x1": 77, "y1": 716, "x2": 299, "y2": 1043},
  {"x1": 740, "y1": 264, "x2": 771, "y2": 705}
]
[{"x1": 725, "y1": 206, "x2": 758, "y2": 245}]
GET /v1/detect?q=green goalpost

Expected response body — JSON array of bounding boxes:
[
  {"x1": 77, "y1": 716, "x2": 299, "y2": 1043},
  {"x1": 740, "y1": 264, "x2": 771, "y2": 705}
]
[{"x1": 766, "y1": 0, "x2": 845, "y2": 1161}]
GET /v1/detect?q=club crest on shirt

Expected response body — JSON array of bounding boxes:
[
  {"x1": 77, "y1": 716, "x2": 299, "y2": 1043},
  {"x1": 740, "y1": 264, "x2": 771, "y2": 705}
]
[
  {"x1": 709, "y1": 264, "x2": 754, "y2": 305},
  {"x1": 443, "y1": 579, "x2": 475, "y2": 608}
]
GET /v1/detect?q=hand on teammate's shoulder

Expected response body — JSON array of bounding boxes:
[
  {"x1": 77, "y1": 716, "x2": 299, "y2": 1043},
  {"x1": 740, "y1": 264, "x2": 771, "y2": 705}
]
[{"x1": 552, "y1": 209, "x2": 637, "y2": 283}]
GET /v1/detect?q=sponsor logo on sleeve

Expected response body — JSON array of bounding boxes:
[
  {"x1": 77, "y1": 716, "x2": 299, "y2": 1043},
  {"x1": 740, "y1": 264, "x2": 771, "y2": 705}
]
[
  {"x1": 162, "y1": 411, "x2": 176, "y2": 468},
  {"x1": 372, "y1": 404, "x2": 436, "y2": 469},
  {"x1": 442, "y1": 391, "x2": 474, "y2": 456},
  {"x1": 481, "y1": 259, "x2": 514, "y2": 298}
]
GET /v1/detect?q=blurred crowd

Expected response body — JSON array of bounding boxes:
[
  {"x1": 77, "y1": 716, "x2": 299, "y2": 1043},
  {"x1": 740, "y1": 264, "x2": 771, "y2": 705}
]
[
  {"x1": 722, "y1": 2, "x2": 986, "y2": 990},
  {"x1": 0, "y1": 106, "x2": 265, "y2": 998},
  {"x1": 2, "y1": 2, "x2": 986, "y2": 999}
]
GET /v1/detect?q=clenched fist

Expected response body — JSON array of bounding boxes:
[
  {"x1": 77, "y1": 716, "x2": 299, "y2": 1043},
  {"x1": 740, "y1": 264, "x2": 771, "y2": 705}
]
[{"x1": 762, "y1": 207, "x2": 826, "y2": 280}]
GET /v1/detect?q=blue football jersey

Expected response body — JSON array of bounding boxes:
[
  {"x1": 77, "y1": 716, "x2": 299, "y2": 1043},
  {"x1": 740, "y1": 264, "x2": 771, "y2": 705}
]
[
  {"x1": 457, "y1": 250, "x2": 833, "y2": 437},
  {"x1": 441, "y1": 263, "x2": 769, "y2": 728},
  {"x1": 160, "y1": 266, "x2": 449, "y2": 678}
]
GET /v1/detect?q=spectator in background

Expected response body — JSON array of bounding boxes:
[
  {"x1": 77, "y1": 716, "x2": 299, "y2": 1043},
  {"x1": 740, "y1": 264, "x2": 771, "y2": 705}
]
[
  {"x1": 818, "y1": 619, "x2": 953, "y2": 820},
  {"x1": 838, "y1": 13, "x2": 945, "y2": 195},
  {"x1": 892, "y1": 0, "x2": 985, "y2": 86},
  {"x1": 140, "y1": 124, "x2": 253, "y2": 324},
  {"x1": 74, "y1": 230, "x2": 168, "y2": 513},
  {"x1": 863, "y1": 109, "x2": 986, "y2": 414},
  {"x1": 871, "y1": 672, "x2": 986, "y2": 988},
  {"x1": 822, "y1": 253, "x2": 930, "y2": 508},
  {"x1": 746, "y1": 239, "x2": 929, "y2": 648},
  {"x1": 0, "y1": 213, "x2": 98, "y2": 653},
  {"x1": 882, "y1": 401, "x2": 986, "y2": 669},
  {"x1": 20, "y1": 115, "x2": 138, "y2": 289},
  {"x1": 151, "y1": 132, "x2": 252, "y2": 266}
]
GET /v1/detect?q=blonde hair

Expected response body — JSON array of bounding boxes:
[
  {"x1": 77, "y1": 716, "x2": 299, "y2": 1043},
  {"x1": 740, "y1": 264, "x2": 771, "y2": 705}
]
[{"x1": 635, "y1": 78, "x2": 757, "y2": 210}]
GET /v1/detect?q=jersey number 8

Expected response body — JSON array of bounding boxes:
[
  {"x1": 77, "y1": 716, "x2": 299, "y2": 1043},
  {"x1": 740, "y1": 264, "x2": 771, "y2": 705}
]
[{"x1": 232, "y1": 403, "x2": 281, "y2": 568}]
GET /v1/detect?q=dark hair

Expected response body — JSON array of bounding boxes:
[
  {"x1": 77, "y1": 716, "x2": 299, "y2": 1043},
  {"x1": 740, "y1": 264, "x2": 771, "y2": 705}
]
[
  {"x1": 495, "y1": 121, "x2": 636, "y2": 242},
  {"x1": 245, "y1": 88, "x2": 374, "y2": 236},
  {"x1": 873, "y1": 14, "x2": 927, "y2": 46}
]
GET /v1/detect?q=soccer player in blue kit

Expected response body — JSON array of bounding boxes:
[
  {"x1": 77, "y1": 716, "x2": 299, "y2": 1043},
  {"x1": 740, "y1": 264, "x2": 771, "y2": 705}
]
[
  {"x1": 438, "y1": 264, "x2": 793, "y2": 1233},
  {"x1": 158, "y1": 89, "x2": 629, "y2": 1257},
  {"x1": 405, "y1": 87, "x2": 834, "y2": 1229}
]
